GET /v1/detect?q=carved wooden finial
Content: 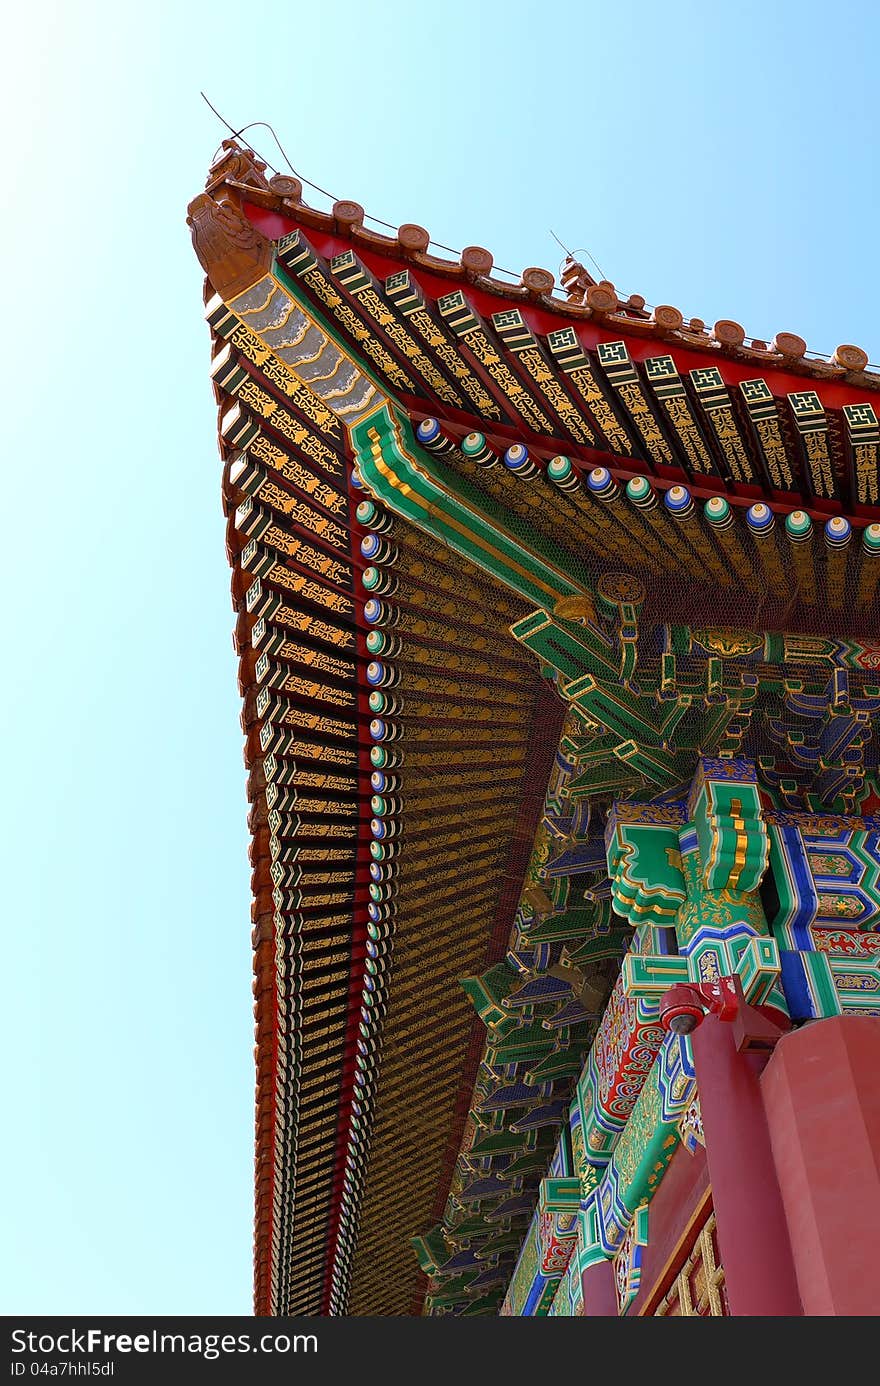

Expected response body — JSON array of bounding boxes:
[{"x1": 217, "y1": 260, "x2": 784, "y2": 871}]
[
  {"x1": 186, "y1": 193, "x2": 273, "y2": 301},
  {"x1": 206, "y1": 140, "x2": 269, "y2": 192},
  {"x1": 560, "y1": 258, "x2": 596, "y2": 301}
]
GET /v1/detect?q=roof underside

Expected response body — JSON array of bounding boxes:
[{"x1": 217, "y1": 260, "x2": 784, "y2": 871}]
[{"x1": 190, "y1": 141, "x2": 880, "y2": 1316}]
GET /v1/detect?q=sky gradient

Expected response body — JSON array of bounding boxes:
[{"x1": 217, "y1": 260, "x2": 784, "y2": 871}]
[{"x1": 3, "y1": 0, "x2": 878, "y2": 1314}]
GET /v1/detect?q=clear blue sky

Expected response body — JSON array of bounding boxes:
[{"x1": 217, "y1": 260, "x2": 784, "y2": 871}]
[{"x1": 2, "y1": 0, "x2": 877, "y2": 1314}]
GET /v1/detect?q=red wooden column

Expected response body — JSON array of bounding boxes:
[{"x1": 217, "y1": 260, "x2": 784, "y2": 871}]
[
  {"x1": 580, "y1": 1257, "x2": 619, "y2": 1316},
  {"x1": 761, "y1": 1015, "x2": 880, "y2": 1316},
  {"x1": 690, "y1": 1014, "x2": 802, "y2": 1316}
]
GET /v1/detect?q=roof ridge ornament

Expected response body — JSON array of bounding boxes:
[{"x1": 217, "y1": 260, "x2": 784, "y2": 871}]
[{"x1": 206, "y1": 138, "x2": 270, "y2": 193}]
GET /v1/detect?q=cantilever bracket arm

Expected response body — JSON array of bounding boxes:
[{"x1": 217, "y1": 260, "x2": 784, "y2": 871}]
[{"x1": 662, "y1": 974, "x2": 788, "y2": 1053}]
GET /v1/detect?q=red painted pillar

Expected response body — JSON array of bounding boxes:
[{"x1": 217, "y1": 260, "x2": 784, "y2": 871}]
[
  {"x1": 690, "y1": 1014, "x2": 802, "y2": 1316},
  {"x1": 761, "y1": 1016, "x2": 880, "y2": 1316},
  {"x1": 580, "y1": 1257, "x2": 619, "y2": 1316}
]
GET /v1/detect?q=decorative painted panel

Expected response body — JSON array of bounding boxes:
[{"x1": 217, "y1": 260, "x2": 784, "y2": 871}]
[{"x1": 654, "y1": 1210, "x2": 729, "y2": 1317}]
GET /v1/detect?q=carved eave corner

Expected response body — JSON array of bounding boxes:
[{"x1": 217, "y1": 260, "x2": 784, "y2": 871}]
[{"x1": 187, "y1": 153, "x2": 273, "y2": 303}]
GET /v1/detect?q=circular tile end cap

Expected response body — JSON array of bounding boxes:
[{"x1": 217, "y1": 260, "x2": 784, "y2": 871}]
[
  {"x1": 521, "y1": 266, "x2": 555, "y2": 295},
  {"x1": 771, "y1": 331, "x2": 807, "y2": 359},
  {"x1": 712, "y1": 319, "x2": 746, "y2": 347},
  {"x1": 333, "y1": 199, "x2": 365, "y2": 229},
  {"x1": 460, "y1": 245, "x2": 493, "y2": 275},
  {"x1": 398, "y1": 223, "x2": 430, "y2": 254},
  {"x1": 652, "y1": 304, "x2": 684, "y2": 332},
  {"x1": 833, "y1": 343, "x2": 869, "y2": 372}
]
